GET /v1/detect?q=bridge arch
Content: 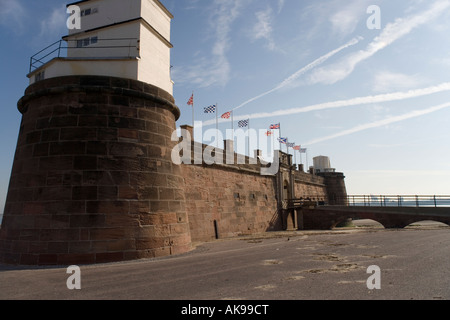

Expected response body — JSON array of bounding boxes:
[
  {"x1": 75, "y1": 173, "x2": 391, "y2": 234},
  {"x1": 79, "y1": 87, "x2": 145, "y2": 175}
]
[
  {"x1": 331, "y1": 215, "x2": 387, "y2": 230},
  {"x1": 404, "y1": 219, "x2": 450, "y2": 228}
]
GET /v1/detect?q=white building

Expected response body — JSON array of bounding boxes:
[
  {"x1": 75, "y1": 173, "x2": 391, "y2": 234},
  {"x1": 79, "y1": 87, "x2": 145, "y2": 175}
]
[
  {"x1": 313, "y1": 156, "x2": 336, "y2": 173},
  {"x1": 28, "y1": 0, "x2": 174, "y2": 94}
]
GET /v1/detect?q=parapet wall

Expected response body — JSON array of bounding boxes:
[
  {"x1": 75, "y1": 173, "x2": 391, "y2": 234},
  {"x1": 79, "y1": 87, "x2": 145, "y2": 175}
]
[{"x1": 177, "y1": 140, "x2": 330, "y2": 242}]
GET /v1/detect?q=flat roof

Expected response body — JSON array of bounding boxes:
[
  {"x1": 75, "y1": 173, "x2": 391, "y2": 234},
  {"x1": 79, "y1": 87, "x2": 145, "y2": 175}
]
[{"x1": 66, "y1": 0, "x2": 173, "y2": 19}]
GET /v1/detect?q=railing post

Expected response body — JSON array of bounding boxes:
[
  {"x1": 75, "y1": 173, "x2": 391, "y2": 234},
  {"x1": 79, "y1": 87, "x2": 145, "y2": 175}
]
[
  {"x1": 434, "y1": 195, "x2": 437, "y2": 208},
  {"x1": 415, "y1": 195, "x2": 419, "y2": 208}
]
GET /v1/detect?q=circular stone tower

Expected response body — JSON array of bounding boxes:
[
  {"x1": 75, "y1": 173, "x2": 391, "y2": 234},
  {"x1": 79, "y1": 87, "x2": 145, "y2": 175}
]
[
  {"x1": 0, "y1": 0, "x2": 192, "y2": 265},
  {"x1": 0, "y1": 75, "x2": 191, "y2": 265}
]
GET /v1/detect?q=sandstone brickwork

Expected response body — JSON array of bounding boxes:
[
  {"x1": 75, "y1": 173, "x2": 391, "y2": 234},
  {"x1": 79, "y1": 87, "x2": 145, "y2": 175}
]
[
  {"x1": 0, "y1": 75, "x2": 347, "y2": 265},
  {"x1": 0, "y1": 75, "x2": 191, "y2": 265}
]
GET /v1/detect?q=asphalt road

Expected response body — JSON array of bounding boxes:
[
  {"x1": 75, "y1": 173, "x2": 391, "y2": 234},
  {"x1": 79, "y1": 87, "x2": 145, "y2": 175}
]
[{"x1": 1, "y1": 224, "x2": 449, "y2": 301}]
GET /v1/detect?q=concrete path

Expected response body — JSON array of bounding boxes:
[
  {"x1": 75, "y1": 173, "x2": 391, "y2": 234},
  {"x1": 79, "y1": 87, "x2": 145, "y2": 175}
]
[{"x1": 1, "y1": 225, "x2": 449, "y2": 301}]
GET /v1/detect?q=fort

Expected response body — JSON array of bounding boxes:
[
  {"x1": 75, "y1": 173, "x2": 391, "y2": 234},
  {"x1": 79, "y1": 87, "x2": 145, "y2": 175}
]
[{"x1": 0, "y1": 0, "x2": 348, "y2": 265}]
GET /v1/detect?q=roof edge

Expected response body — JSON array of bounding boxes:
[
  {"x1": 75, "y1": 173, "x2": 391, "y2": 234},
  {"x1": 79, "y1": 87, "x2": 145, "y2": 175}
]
[{"x1": 66, "y1": 0, "x2": 174, "y2": 19}]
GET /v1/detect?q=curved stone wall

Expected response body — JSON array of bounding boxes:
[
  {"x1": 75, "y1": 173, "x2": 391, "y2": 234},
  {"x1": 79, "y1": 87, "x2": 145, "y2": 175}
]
[{"x1": 0, "y1": 75, "x2": 192, "y2": 265}]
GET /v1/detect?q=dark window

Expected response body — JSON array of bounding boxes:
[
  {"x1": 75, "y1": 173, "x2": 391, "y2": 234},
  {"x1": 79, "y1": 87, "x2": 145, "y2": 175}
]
[
  {"x1": 90, "y1": 36, "x2": 98, "y2": 44},
  {"x1": 77, "y1": 40, "x2": 83, "y2": 48},
  {"x1": 83, "y1": 38, "x2": 90, "y2": 46},
  {"x1": 234, "y1": 193, "x2": 240, "y2": 199},
  {"x1": 84, "y1": 8, "x2": 91, "y2": 15}
]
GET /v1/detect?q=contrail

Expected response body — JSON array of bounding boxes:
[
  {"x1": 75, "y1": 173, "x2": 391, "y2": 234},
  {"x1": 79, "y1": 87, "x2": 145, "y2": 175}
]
[
  {"x1": 305, "y1": 101, "x2": 450, "y2": 145},
  {"x1": 203, "y1": 82, "x2": 450, "y2": 126},
  {"x1": 308, "y1": 0, "x2": 450, "y2": 85},
  {"x1": 232, "y1": 36, "x2": 363, "y2": 111}
]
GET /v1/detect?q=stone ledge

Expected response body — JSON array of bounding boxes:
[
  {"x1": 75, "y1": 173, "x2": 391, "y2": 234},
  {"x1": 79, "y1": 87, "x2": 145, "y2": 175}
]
[{"x1": 18, "y1": 75, "x2": 180, "y2": 120}]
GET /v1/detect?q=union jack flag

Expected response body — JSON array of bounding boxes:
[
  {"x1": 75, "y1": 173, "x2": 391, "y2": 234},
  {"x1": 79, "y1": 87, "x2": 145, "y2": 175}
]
[
  {"x1": 300, "y1": 148, "x2": 307, "y2": 154},
  {"x1": 238, "y1": 119, "x2": 249, "y2": 128},
  {"x1": 221, "y1": 112, "x2": 231, "y2": 119},
  {"x1": 270, "y1": 123, "x2": 280, "y2": 130},
  {"x1": 204, "y1": 105, "x2": 216, "y2": 114}
]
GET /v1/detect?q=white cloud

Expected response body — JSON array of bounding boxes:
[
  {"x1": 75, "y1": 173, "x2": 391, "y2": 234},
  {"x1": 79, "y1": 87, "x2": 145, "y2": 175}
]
[
  {"x1": 172, "y1": 0, "x2": 246, "y2": 88},
  {"x1": 329, "y1": 1, "x2": 369, "y2": 37},
  {"x1": 251, "y1": 7, "x2": 277, "y2": 52},
  {"x1": 372, "y1": 70, "x2": 427, "y2": 93},
  {"x1": 233, "y1": 37, "x2": 362, "y2": 111},
  {"x1": 308, "y1": 0, "x2": 450, "y2": 85},
  {"x1": 305, "y1": 101, "x2": 450, "y2": 145},
  {"x1": 39, "y1": 4, "x2": 67, "y2": 39},
  {"x1": 0, "y1": 0, "x2": 27, "y2": 33},
  {"x1": 277, "y1": 0, "x2": 285, "y2": 14},
  {"x1": 203, "y1": 81, "x2": 450, "y2": 126}
]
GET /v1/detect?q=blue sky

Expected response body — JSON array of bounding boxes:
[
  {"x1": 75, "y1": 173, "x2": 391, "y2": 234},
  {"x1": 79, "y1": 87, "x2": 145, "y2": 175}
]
[{"x1": 1, "y1": 0, "x2": 450, "y2": 214}]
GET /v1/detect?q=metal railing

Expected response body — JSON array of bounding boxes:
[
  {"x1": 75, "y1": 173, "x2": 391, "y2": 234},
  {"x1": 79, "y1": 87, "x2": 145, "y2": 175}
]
[
  {"x1": 29, "y1": 38, "x2": 139, "y2": 73},
  {"x1": 343, "y1": 195, "x2": 450, "y2": 208}
]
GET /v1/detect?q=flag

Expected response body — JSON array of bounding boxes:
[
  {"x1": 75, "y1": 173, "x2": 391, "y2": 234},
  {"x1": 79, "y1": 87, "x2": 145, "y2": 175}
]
[
  {"x1": 300, "y1": 148, "x2": 307, "y2": 154},
  {"x1": 287, "y1": 142, "x2": 295, "y2": 148},
  {"x1": 265, "y1": 130, "x2": 273, "y2": 136},
  {"x1": 187, "y1": 94, "x2": 194, "y2": 106},
  {"x1": 221, "y1": 111, "x2": 231, "y2": 119},
  {"x1": 204, "y1": 105, "x2": 216, "y2": 114},
  {"x1": 238, "y1": 119, "x2": 249, "y2": 128},
  {"x1": 293, "y1": 146, "x2": 301, "y2": 151},
  {"x1": 278, "y1": 137, "x2": 287, "y2": 144},
  {"x1": 270, "y1": 123, "x2": 280, "y2": 130}
]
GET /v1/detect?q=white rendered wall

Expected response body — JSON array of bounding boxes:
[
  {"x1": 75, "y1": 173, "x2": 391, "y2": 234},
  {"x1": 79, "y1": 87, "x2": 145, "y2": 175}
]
[
  {"x1": 29, "y1": 0, "x2": 173, "y2": 93},
  {"x1": 68, "y1": 0, "x2": 141, "y2": 35},
  {"x1": 138, "y1": 23, "x2": 173, "y2": 94},
  {"x1": 67, "y1": 22, "x2": 141, "y2": 59},
  {"x1": 29, "y1": 58, "x2": 138, "y2": 84}
]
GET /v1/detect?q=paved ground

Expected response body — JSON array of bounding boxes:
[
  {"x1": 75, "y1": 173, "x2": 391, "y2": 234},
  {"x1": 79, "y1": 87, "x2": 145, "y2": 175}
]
[{"x1": 0, "y1": 222, "x2": 449, "y2": 301}]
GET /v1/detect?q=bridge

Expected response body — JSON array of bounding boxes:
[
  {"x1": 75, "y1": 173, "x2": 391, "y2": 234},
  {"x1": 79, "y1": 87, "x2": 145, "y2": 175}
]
[{"x1": 285, "y1": 195, "x2": 450, "y2": 230}]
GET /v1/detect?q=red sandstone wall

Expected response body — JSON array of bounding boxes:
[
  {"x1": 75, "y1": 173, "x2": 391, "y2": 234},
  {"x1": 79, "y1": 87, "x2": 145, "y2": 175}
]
[
  {"x1": 181, "y1": 163, "x2": 329, "y2": 242},
  {"x1": 293, "y1": 171, "x2": 328, "y2": 201},
  {"x1": 181, "y1": 164, "x2": 280, "y2": 242}
]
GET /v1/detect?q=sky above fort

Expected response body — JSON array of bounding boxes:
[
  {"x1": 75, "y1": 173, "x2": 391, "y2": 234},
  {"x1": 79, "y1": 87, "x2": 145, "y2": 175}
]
[{"x1": 1, "y1": 0, "x2": 450, "y2": 213}]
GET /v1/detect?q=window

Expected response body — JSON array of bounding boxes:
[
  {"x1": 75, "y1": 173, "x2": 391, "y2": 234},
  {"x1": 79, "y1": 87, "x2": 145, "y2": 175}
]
[
  {"x1": 35, "y1": 71, "x2": 45, "y2": 82},
  {"x1": 81, "y1": 7, "x2": 98, "y2": 17},
  {"x1": 234, "y1": 193, "x2": 240, "y2": 200},
  {"x1": 76, "y1": 36, "x2": 98, "y2": 48}
]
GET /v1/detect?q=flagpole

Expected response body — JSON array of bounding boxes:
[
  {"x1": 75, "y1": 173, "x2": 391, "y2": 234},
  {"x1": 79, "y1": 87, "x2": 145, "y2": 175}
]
[
  {"x1": 216, "y1": 103, "x2": 219, "y2": 148},
  {"x1": 248, "y1": 118, "x2": 250, "y2": 158},
  {"x1": 272, "y1": 131, "x2": 275, "y2": 159},
  {"x1": 306, "y1": 149, "x2": 309, "y2": 171},
  {"x1": 294, "y1": 148, "x2": 297, "y2": 167},
  {"x1": 279, "y1": 123, "x2": 282, "y2": 152},
  {"x1": 192, "y1": 91, "x2": 195, "y2": 129}
]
